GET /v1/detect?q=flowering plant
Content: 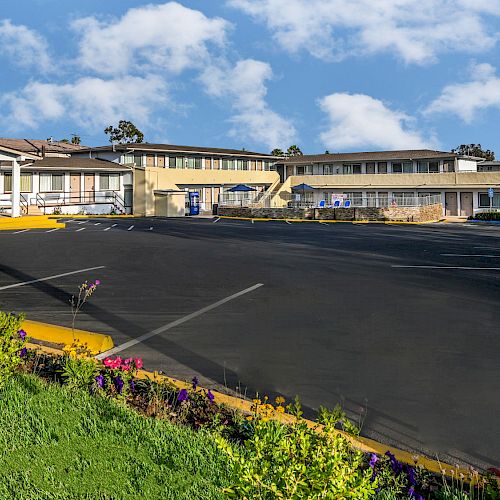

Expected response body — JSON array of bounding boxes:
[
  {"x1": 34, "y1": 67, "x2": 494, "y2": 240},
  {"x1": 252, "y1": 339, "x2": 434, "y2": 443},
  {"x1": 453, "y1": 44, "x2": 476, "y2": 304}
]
[
  {"x1": 97, "y1": 356, "x2": 142, "y2": 398},
  {"x1": 0, "y1": 312, "x2": 28, "y2": 388},
  {"x1": 69, "y1": 279, "x2": 101, "y2": 337}
]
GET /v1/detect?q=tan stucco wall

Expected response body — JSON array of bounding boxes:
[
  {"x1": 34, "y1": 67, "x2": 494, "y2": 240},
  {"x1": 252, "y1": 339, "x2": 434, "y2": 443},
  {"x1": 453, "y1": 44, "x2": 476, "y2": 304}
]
[
  {"x1": 133, "y1": 167, "x2": 279, "y2": 216},
  {"x1": 284, "y1": 172, "x2": 500, "y2": 189}
]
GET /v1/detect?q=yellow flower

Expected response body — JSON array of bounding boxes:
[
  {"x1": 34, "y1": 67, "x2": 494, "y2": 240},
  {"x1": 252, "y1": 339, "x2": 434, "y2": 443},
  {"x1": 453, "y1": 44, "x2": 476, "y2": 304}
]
[
  {"x1": 252, "y1": 399, "x2": 261, "y2": 405},
  {"x1": 275, "y1": 396, "x2": 285, "y2": 405},
  {"x1": 245, "y1": 415, "x2": 254, "y2": 421},
  {"x1": 276, "y1": 406, "x2": 285, "y2": 413}
]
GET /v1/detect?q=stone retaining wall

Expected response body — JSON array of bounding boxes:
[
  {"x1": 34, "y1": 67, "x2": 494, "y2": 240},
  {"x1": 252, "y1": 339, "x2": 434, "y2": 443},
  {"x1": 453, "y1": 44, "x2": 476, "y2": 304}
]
[{"x1": 218, "y1": 204, "x2": 443, "y2": 222}]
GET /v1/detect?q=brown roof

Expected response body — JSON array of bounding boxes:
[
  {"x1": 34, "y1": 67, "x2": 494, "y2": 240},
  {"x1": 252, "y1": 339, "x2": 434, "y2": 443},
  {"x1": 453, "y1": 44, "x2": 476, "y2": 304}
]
[
  {"x1": 21, "y1": 157, "x2": 129, "y2": 171},
  {"x1": 281, "y1": 149, "x2": 458, "y2": 164},
  {"x1": 76, "y1": 142, "x2": 277, "y2": 158},
  {"x1": 0, "y1": 138, "x2": 86, "y2": 154}
]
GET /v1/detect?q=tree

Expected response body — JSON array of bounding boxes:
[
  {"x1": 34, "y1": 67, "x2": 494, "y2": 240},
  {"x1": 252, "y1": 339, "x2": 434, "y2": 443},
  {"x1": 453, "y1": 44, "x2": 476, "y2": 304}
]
[
  {"x1": 271, "y1": 148, "x2": 285, "y2": 157},
  {"x1": 452, "y1": 144, "x2": 495, "y2": 161},
  {"x1": 286, "y1": 145, "x2": 303, "y2": 157},
  {"x1": 104, "y1": 120, "x2": 144, "y2": 144},
  {"x1": 59, "y1": 138, "x2": 69, "y2": 144},
  {"x1": 71, "y1": 135, "x2": 81, "y2": 145}
]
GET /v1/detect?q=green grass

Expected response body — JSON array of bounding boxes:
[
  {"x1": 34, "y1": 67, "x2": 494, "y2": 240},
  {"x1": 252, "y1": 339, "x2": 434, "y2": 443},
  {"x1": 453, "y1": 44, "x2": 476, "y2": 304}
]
[{"x1": 0, "y1": 374, "x2": 235, "y2": 499}]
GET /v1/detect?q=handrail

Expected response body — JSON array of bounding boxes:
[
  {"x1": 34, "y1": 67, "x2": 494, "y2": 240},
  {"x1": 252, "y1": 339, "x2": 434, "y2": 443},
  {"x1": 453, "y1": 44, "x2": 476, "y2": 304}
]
[
  {"x1": 20, "y1": 194, "x2": 28, "y2": 215},
  {"x1": 36, "y1": 193, "x2": 46, "y2": 215}
]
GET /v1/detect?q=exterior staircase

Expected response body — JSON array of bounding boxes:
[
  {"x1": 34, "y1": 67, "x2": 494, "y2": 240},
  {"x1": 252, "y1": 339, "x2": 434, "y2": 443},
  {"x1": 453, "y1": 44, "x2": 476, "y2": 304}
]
[{"x1": 27, "y1": 205, "x2": 44, "y2": 216}]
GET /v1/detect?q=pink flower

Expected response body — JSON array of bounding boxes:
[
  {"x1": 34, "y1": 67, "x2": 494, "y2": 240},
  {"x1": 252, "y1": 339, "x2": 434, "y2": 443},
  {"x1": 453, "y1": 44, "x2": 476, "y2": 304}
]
[
  {"x1": 134, "y1": 358, "x2": 143, "y2": 370},
  {"x1": 103, "y1": 357, "x2": 114, "y2": 368},
  {"x1": 121, "y1": 358, "x2": 133, "y2": 371},
  {"x1": 95, "y1": 279, "x2": 101, "y2": 286}
]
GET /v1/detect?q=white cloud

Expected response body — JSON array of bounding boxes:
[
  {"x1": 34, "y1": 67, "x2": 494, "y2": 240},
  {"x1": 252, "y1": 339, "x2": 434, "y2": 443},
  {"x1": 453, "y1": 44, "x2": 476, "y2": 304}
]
[
  {"x1": 425, "y1": 63, "x2": 500, "y2": 123},
  {"x1": 319, "y1": 93, "x2": 436, "y2": 150},
  {"x1": 201, "y1": 59, "x2": 297, "y2": 150},
  {"x1": 73, "y1": 2, "x2": 229, "y2": 75},
  {"x1": 1, "y1": 75, "x2": 167, "y2": 131},
  {"x1": 0, "y1": 19, "x2": 51, "y2": 71},
  {"x1": 228, "y1": 0, "x2": 499, "y2": 64}
]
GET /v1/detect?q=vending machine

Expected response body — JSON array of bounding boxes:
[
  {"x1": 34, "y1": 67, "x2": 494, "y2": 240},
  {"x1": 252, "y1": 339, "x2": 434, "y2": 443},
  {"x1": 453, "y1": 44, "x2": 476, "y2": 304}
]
[{"x1": 188, "y1": 191, "x2": 200, "y2": 216}]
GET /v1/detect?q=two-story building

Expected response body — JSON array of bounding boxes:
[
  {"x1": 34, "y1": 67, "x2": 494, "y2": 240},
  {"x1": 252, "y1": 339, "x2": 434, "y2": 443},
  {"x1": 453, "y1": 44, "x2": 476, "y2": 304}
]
[{"x1": 274, "y1": 150, "x2": 500, "y2": 217}]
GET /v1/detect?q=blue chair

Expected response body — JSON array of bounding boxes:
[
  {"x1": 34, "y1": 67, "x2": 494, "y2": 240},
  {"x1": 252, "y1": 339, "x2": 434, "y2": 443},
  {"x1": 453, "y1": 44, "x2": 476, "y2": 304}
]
[
  {"x1": 318, "y1": 200, "x2": 326, "y2": 208},
  {"x1": 333, "y1": 200, "x2": 341, "y2": 207},
  {"x1": 344, "y1": 200, "x2": 351, "y2": 208}
]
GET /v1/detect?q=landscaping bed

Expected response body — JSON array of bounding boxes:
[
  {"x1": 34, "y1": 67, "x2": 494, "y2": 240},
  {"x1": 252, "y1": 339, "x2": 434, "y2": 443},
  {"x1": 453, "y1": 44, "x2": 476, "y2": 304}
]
[
  {"x1": 3, "y1": 311, "x2": 500, "y2": 499},
  {"x1": 468, "y1": 211, "x2": 500, "y2": 222}
]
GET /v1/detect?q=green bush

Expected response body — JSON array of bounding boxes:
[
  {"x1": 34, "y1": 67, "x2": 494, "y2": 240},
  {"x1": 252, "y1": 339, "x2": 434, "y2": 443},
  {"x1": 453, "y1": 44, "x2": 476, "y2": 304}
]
[
  {"x1": 469, "y1": 211, "x2": 500, "y2": 221},
  {"x1": 62, "y1": 356, "x2": 98, "y2": 390},
  {"x1": 0, "y1": 312, "x2": 26, "y2": 388},
  {"x1": 216, "y1": 406, "x2": 376, "y2": 499}
]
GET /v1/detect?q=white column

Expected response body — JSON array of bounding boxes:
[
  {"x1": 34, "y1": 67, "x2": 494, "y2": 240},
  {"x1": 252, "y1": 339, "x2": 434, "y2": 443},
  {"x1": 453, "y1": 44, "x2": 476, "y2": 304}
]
[{"x1": 11, "y1": 157, "x2": 21, "y2": 218}]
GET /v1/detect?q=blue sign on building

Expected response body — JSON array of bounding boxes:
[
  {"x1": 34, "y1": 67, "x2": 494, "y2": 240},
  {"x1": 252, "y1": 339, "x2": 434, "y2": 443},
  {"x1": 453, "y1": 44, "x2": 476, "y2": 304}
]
[{"x1": 488, "y1": 187, "x2": 495, "y2": 198}]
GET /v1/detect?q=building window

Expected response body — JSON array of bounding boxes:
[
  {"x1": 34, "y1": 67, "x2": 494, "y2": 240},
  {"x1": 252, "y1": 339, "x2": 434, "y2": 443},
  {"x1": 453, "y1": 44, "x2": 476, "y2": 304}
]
[
  {"x1": 133, "y1": 154, "x2": 143, "y2": 167},
  {"x1": 392, "y1": 162, "x2": 403, "y2": 174},
  {"x1": 443, "y1": 160, "x2": 455, "y2": 172},
  {"x1": 40, "y1": 173, "x2": 64, "y2": 192},
  {"x1": 100, "y1": 173, "x2": 120, "y2": 191},
  {"x1": 366, "y1": 162, "x2": 375, "y2": 174},
  {"x1": 479, "y1": 193, "x2": 500, "y2": 207},
  {"x1": 377, "y1": 162, "x2": 387, "y2": 173},
  {"x1": 344, "y1": 192, "x2": 362, "y2": 205},
  {"x1": 403, "y1": 162, "x2": 413, "y2": 173},
  {"x1": 392, "y1": 192, "x2": 416, "y2": 205},
  {"x1": 3, "y1": 173, "x2": 33, "y2": 193},
  {"x1": 296, "y1": 166, "x2": 305, "y2": 175},
  {"x1": 429, "y1": 161, "x2": 439, "y2": 173},
  {"x1": 122, "y1": 153, "x2": 135, "y2": 164},
  {"x1": 323, "y1": 164, "x2": 333, "y2": 174},
  {"x1": 175, "y1": 157, "x2": 184, "y2": 168},
  {"x1": 417, "y1": 161, "x2": 439, "y2": 173},
  {"x1": 222, "y1": 159, "x2": 234, "y2": 170}
]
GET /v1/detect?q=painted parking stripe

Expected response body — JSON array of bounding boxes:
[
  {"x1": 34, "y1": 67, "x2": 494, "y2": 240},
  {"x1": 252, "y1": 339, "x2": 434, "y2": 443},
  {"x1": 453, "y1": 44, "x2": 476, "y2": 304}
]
[
  {"x1": 76, "y1": 227, "x2": 86, "y2": 232},
  {"x1": 94, "y1": 222, "x2": 101, "y2": 226},
  {"x1": 12, "y1": 229, "x2": 29, "y2": 234},
  {"x1": 103, "y1": 226, "x2": 111, "y2": 231},
  {"x1": 127, "y1": 225, "x2": 134, "y2": 231},
  {"x1": 285, "y1": 220, "x2": 291, "y2": 225},
  {"x1": 112, "y1": 223, "x2": 117, "y2": 227},
  {"x1": 45, "y1": 228, "x2": 61, "y2": 233},
  {"x1": 212, "y1": 217, "x2": 220, "y2": 223},
  {"x1": 78, "y1": 220, "x2": 88, "y2": 224},
  {"x1": 96, "y1": 282, "x2": 264, "y2": 359},
  {"x1": 149, "y1": 227, "x2": 153, "y2": 231},
  {"x1": 0, "y1": 265, "x2": 105, "y2": 291},
  {"x1": 392, "y1": 265, "x2": 500, "y2": 270},
  {"x1": 441, "y1": 254, "x2": 500, "y2": 258}
]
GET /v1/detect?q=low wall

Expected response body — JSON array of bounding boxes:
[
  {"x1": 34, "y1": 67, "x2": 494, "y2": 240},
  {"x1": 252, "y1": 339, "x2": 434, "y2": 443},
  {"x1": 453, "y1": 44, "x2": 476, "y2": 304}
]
[{"x1": 218, "y1": 204, "x2": 443, "y2": 222}]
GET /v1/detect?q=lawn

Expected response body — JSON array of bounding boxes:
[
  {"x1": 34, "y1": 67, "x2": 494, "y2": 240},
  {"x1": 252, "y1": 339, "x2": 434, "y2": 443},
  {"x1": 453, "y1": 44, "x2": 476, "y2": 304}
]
[{"x1": 0, "y1": 374, "x2": 234, "y2": 499}]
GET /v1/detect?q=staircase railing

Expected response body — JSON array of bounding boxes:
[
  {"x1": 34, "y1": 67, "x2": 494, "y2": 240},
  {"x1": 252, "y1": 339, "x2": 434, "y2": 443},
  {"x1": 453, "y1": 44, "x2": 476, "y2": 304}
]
[{"x1": 20, "y1": 194, "x2": 28, "y2": 215}]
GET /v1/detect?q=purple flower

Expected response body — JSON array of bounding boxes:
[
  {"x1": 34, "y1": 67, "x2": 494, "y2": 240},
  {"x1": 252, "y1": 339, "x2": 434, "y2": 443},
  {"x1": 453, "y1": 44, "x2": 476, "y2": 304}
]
[
  {"x1": 177, "y1": 388, "x2": 189, "y2": 402},
  {"x1": 385, "y1": 451, "x2": 403, "y2": 474},
  {"x1": 129, "y1": 379, "x2": 136, "y2": 393},
  {"x1": 407, "y1": 466, "x2": 416, "y2": 486},
  {"x1": 19, "y1": 347, "x2": 27, "y2": 358},
  {"x1": 18, "y1": 329, "x2": 27, "y2": 340},
  {"x1": 191, "y1": 376, "x2": 199, "y2": 391},
  {"x1": 207, "y1": 390, "x2": 215, "y2": 403},
  {"x1": 369, "y1": 453, "x2": 379, "y2": 468},
  {"x1": 95, "y1": 374, "x2": 105, "y2": 388},
  {"x1": 114, "y1": 375, "x2": 124, "y2": 394}
]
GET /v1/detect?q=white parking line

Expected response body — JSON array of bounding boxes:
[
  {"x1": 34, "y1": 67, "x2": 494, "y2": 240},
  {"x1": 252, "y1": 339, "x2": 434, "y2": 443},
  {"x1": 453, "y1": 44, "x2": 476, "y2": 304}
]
[
  {"x1": 78, "y1": 220, "x2": 88, "y2": 224},
  {"x1": 104, "y1": 226, "x2": 111, "y2": 231},
  {"x1": 0, "y1": 265, "x2": 105, "y2": 291},
  {"x1": 96, "y1": 282, "x2": 264, "y2": 359},
  {"x1": 149, "y1": 227, "x2": 153, "y2": 231},
  {"x1": 285, "y1": 220, "x2": 291, "y2": 225},
  {"x1": 212, "y1": 217, "x2": 220, "y2": 223},
  {"x1": 12, "y1": 229, "x2": 29, "y2": 234},
  {"x1": 94, "y1": 222, "x2": 101, "y2": 226},
  {"x1": 127, "y1": 225, "x2": 134, "y2": 231},
  {"x1": 76, "y1": 228, "x2": 86, "y2": 232},
  {"x1": 45, "y1": 228, "x2": 60, "y2": 233},
  {"x1": 112, "y1": 223, "x2": 117, "y2": 227},
  {"x1": 441, "y1": 254, "x2": 500, "y2": 258},
  {"x1": 392, "y1": 265, "x2": 500, "y2": 270}
]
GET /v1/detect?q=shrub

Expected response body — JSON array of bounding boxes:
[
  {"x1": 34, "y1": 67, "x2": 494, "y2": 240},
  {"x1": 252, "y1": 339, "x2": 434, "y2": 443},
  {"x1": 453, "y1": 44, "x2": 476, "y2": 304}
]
[
  {"x1": 469, "y1": 211, "x2": 500, "y2": 221},
  {"x1": 216, "y1": 405, "x2": 376, "y2": 499},
  {"x1": 0, "y1": 312, "x2": 27, "y2": 388}
]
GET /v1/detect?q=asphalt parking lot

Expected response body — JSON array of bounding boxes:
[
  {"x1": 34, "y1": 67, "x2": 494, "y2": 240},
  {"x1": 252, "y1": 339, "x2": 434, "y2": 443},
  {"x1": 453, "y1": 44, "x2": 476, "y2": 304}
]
[{"x1": 0, "y1": 217, "x2": 499, "y2": 469}]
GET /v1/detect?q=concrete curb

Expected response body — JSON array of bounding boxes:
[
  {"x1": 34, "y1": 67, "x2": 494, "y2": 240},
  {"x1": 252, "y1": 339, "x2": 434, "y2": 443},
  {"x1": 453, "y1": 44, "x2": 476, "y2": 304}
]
[
  {"x1": 218, "y1": 216, "x2": 443, "y2": 225},
  {"x1": 25, "y1": 341, "x2": 473, "y2": 481},
  {"x1": 0, "y1": 215, "x2": 65, "y2": 231},
  {"x1": 23, "y1": 319, "x2": 113, "y2": 354},
  {"x1": 48, "y1": 215, "x2": 140, "y2": 219}
]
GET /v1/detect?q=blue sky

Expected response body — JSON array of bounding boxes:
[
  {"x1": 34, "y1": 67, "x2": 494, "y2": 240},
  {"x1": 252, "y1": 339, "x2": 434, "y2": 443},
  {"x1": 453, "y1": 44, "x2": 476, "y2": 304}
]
[{"x1": 1, "y1": 0, "x2": 500, "y2": 155}]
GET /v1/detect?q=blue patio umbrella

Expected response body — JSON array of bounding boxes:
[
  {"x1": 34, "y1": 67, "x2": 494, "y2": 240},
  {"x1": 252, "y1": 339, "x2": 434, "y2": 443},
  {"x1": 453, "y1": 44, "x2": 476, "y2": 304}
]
[
  {"x1": 227, "y1": 184, "x2": 257, "y2": 192},
  {"x1": 291, "y1": 183, "x2": 315, "y2": 192}
]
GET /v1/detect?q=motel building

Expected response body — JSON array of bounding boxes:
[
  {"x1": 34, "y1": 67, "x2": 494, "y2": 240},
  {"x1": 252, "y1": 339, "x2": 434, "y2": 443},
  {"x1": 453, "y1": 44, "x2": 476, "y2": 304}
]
[
  {"x1": 0, "y1": 138, "x2": 132, "y2": 216},
  {"x1": 1, "y1": 139, "x2": 499, "y2": 219},
  {"x1": 272, "y1": 150, "x2": 500, "y2": 217}
]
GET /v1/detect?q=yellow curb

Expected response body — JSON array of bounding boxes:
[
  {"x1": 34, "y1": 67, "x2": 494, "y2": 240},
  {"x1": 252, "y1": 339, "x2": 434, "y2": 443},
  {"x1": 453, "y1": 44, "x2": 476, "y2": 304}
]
[
  {"x1": 23, "y1": 320, "x2": 113, "y2": 354},
  {"x1": 25, "y1": 341, "x2": 482, "y2": 482},
  {"x1": 0, "y1": 215, "x2": 65, "y2": 231},
  {"x1": 49, "y1": 214, "x2": 139, "y2": 219}
]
